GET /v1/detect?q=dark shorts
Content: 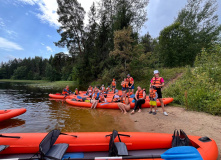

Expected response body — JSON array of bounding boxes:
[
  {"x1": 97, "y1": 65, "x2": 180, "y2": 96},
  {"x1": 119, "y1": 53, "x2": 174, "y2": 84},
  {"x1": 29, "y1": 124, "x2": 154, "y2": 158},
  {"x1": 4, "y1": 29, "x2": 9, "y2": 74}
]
[
  {"x1": 122, "y1": 87, "x2": 127, "y2": 91},
  {"x1": 129, "y1": 85, "x2": 134, "y2": 89},
  {"x1": 156, "y1": 88, "x2": 162, "y2": 98},
  {"x1": 112, "y1": 86, "x2": 116, "y2": 89}
]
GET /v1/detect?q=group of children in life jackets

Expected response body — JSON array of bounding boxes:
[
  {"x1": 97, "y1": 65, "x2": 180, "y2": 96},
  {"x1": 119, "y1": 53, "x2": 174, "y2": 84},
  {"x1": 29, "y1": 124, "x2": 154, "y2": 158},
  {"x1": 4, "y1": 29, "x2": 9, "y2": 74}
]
[{"x1": 62, "y1": 70, "x2": 168, "y2": 116}]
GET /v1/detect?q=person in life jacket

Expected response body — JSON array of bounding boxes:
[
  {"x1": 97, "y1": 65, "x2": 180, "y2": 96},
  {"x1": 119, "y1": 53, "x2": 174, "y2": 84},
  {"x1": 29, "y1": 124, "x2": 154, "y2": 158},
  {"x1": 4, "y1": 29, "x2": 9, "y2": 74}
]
[
  {"x1": 150, "y1": 70, "x2": 168, "y2": 116},
  {"x1": 74, "y1": 88, "x2": 79, "y2": 95},
  {"x1": 100, "y1": 84, "x2": 106, "y2": 93},
  {"x1": 148, "y1": 86, "x2": 158, "y2": 115},
  {"x1": 99, "y1": 92, "x2": 107, "y2": 103},
  {"x1": 111, "y1": 90, "x2": 121, "y2": 102},
  {"x1": 117, "y1": 91, "x2": 131, "y2": 114},
  {"x1": 127, "y1": 74, "x2": 134, "y2": 94},
  {"x1": 91, "y1": 87, "x2": 100, "y2": 109},
  {"x1": 62, "y1": 85, "x2": 72, "y2": 95},
  {"x1": 111, "y1": 79, "x2": 116, "y2": 93},
  {"x1": 131, "y1": 86, "x2": 146, "y2": 114},
  {"x1": 106, "y1": 86, "x2": 110, "y2": 94},
  {"x1": 121, "y1": 78, "x2": 129, "y2": 92},
  {"x1": 87, "y1": 86, "x2": 93, "y2": 97}
]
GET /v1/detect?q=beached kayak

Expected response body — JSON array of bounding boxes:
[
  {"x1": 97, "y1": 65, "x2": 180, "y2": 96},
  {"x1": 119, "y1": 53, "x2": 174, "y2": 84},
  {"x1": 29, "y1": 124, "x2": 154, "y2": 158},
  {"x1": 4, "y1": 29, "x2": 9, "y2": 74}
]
[
  {"x1": 0, "y1": 131, "x2": 218, "y2": 160},
  {"x1": 0, "y1": 108, "x2": 26, "y2": 122},
  {"x1": 65, "y1": 98, "x2": 174, "y2": 109}
]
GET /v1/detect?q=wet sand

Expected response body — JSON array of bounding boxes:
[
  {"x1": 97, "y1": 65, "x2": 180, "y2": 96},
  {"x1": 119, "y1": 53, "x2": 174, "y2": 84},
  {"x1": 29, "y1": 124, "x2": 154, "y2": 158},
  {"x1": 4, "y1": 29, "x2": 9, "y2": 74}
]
[{"x1": 121, "y1": 106, "x2": 221, "y2": 159}]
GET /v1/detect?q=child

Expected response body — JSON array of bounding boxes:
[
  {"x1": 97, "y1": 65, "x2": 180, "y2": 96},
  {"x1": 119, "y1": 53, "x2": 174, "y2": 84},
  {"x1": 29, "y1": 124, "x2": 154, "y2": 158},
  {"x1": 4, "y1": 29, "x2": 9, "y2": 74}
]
[{"x1": 149, "y1": 86, "x2": 158, "y2": 115}]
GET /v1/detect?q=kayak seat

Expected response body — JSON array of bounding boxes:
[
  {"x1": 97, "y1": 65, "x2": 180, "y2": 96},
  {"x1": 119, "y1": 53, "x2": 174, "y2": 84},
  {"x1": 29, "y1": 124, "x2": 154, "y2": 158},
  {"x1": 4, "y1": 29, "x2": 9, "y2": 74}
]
[
  {"x1": 0, "y1": 145, "x2": 9, "y2": 152},
  {"x1": 107, "y1": 130, "x2": 130, "y2": 156},
  {"x1": 39, "y1": 129, "x2": 69, "y2": 160}
]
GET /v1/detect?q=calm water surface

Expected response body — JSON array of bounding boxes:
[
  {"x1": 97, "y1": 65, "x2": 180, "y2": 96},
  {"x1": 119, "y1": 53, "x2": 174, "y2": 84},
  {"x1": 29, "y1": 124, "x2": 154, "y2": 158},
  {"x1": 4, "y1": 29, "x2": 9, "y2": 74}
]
[{"x1": 0, "y1": 82, "x2": 129, "y2": 133}]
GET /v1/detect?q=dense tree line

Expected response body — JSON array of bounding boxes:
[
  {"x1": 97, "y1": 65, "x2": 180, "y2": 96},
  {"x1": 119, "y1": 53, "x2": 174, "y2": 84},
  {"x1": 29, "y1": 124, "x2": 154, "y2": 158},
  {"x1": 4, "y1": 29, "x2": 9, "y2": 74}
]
[
  {"x1": 0, "y1": 0, "x2": 220, "y2": 85},
  {"x1": 0, "y1": 52, "x2": 73, "y2": 81}
]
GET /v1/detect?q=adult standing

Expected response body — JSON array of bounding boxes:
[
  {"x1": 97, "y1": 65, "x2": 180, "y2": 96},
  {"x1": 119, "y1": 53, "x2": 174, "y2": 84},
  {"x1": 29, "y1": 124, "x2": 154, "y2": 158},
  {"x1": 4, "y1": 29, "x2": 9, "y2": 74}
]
[
  {"x1": 127, "y1": 74, "x2": 134, "y2": 94},
  {"x1": 121, "y1": 78, "x2": 129, "y2": 92},
  {"x1": 150, "y1": 70, "x2": 168, "y2": 116},
  {"x1": 131, "y1": 86, "x2": 146, "y2": 114},
  {"x1": 111, "y1": 79, "x2": 116, "y2": 93}
]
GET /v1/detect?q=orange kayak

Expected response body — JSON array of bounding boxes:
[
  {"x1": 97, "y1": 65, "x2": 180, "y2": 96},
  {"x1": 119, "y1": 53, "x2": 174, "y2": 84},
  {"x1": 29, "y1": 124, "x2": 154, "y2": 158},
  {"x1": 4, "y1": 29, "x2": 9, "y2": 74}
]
[
  {"x1": 65, "y1": 98, "x2": 174, "y2": 109},
  {"x1": 0, "y1": 108, "x2": 26, "y2": 122},
  {"x1": 0, "y1": 131, "x2": 218, "y2": 160}
]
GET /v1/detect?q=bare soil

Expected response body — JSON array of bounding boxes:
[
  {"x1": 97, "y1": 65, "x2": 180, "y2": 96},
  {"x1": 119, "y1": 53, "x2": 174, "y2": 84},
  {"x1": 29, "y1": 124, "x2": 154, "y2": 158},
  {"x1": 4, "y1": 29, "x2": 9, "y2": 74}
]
[{"x1": 121, "y1": 106, "x2": 221, "y2": 159}]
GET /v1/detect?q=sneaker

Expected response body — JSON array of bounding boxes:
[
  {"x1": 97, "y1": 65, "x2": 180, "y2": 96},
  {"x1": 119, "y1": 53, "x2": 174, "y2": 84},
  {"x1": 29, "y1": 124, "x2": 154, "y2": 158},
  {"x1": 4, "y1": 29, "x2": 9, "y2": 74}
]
[
  {"x1": 149, "y1": 111, "x2": 152, "y2": 114},
  {"x1": 163, "y1": 112, "x2": 168, "y2": 116},
  {"x1": 153, "y1": 112, "x2": 157, "y2": 115}
]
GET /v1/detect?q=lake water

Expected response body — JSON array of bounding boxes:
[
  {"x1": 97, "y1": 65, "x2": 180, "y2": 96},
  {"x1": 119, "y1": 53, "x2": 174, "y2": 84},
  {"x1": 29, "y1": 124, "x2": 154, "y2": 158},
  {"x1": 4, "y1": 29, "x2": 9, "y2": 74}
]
[{"x1": 0, "y1": 82, "x2": 130, "y2": 133}]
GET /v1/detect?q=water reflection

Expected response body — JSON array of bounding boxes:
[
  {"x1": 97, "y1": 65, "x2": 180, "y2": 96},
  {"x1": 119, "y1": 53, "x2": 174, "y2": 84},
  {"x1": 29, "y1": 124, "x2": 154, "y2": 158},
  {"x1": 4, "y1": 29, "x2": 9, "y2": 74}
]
[{"x1": 0, "y1": 82, "x2": 131, "y2": 133}]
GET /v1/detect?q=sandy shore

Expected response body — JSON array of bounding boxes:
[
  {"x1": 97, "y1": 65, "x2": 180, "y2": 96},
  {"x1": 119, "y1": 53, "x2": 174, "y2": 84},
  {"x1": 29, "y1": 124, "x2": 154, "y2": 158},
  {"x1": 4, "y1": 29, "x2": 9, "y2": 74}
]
[{"x1": 118, "y1": 106, "x2": 221, "y2": 159}]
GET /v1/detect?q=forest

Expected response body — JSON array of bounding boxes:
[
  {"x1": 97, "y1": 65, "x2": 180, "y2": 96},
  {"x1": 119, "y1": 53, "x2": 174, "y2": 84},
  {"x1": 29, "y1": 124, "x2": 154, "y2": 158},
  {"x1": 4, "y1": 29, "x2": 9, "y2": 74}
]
[{"x1": 0, "y1": 0, "x2": 220, "y2": 86}]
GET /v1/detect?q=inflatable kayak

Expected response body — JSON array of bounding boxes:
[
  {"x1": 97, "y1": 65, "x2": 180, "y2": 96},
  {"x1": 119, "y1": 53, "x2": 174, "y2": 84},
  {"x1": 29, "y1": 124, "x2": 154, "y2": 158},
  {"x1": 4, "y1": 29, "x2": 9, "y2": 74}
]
[
  {"x1": 0, "y1": 130, "x2": 218, "y2": 160},
  {"x1": 49, "y1": 93, "x2": 75, "y2": 99},
  {"x1": 0, "y1": 108, "x2": 26, "y2": 122},
  {"x1": 65, "y1": 98, "x2": 174, "y2": 109}
]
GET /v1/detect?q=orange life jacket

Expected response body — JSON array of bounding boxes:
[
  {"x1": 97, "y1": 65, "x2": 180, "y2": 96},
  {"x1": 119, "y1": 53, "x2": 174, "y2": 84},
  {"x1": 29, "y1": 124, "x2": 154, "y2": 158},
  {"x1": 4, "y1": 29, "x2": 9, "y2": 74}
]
[
  {"x1": 112, "y1": 81, "x2": 116, "y2": 87},
  {"x1": 99, "y1": 96, "x2": 104, "y2": 101},
  {"x1": 127, "y1": 77, "x2": 134, "y2": 83},
  {"x1": 75, "y1": 89, "x2": 79, "y2": 95},
  {"x1": 113, "y1": 95, "x2": 120, "y2": 101},
  {"x1": 137, "y1": 90, "x2": 144, "y2": 99},
  {"x1": 151, "y1": 77, "x2": 162, "y2": 88},
  {"x1": 62, "y1": 88, "x2": 70, "y2": 95},
  {"x1": 122, "y1": 81, "x2": 128, "y2": 88},
  {"x1": 149, "y1": 89, "x2": 157, "y2": 99}
]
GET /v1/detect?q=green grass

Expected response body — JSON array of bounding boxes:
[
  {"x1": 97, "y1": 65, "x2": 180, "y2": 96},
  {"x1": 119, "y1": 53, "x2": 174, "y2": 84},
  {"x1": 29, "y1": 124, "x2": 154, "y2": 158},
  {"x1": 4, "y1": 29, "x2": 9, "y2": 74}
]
[{"x1": 0, "y1": 79, "x2": 76, "y2": 89}]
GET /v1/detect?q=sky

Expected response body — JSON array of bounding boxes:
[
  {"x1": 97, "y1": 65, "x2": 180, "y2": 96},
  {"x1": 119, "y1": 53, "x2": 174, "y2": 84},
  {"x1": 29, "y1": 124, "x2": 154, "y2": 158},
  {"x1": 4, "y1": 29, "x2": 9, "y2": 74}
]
[{"x1": 0, "y1": 0, "x2": 220, "y2": 63}]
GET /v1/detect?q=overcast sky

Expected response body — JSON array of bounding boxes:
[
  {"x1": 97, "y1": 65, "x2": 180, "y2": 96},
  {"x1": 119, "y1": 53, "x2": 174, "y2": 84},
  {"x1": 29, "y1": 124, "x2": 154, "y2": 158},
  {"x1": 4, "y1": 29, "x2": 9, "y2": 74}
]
[{"x1": 0, "y1": 0, "x2": 220, "y2": 63}]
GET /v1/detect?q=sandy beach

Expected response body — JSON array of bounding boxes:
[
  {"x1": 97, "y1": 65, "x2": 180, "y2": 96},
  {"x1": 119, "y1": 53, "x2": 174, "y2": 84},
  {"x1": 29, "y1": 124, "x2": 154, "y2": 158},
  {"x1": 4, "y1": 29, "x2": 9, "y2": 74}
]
[{"x1": 117, "y1": 106, "x2": 221, "y2": 159}]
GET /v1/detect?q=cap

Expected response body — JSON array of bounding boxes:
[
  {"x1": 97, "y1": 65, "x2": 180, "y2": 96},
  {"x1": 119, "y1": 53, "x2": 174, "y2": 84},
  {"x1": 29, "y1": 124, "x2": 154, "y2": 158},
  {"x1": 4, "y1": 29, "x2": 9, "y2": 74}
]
[{"x1": 154, "y1": 70, "x2": 159, "y2": 74}]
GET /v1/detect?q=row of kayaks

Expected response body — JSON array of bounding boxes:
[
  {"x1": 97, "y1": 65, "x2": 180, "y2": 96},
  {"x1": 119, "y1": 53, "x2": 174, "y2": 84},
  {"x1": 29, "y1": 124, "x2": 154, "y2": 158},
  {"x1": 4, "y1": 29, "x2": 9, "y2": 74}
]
[
  {"x1": 0, "y1": 130, "x2": 218, "y2": 160},
  {"x1": 0, "y1": 108, "x2": 26, "y2": 122},
  {"x1": 49, "y1": 92, "x2": 174, "y2": 109}
]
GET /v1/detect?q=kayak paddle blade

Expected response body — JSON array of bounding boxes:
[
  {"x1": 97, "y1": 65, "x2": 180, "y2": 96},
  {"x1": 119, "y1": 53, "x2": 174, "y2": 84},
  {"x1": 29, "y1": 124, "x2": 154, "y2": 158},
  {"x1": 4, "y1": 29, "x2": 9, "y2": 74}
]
[
  {"x1": 161, "y1": 146, "x2": 203, "y2": 160},
  {"x1": 130, "y1": 94, "x2": 135, "y2": 98}
]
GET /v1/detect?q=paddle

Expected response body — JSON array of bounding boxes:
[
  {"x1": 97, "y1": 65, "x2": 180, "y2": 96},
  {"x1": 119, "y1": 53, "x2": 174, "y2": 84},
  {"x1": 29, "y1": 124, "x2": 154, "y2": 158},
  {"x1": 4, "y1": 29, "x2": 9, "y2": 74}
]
[
  {"x1": 60, "y1": 132, "x2": 78, "y2": 138},
  {"x1": 62, "y1": 146, "x2": 202, "y2": 160},
  {"x1": 130, "y1": 94, "x2": 135, "y2": 98},
  {"x1": 8, "y1": 146, "x2": 202, "y2": 160}
]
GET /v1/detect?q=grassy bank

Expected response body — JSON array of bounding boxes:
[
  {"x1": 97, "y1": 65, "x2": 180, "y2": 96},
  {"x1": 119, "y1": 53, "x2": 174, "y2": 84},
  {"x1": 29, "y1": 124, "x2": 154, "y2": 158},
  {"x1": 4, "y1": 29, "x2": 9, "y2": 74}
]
[{"x1": 0, "y1": 79, "x2": 76, "y2": 90}]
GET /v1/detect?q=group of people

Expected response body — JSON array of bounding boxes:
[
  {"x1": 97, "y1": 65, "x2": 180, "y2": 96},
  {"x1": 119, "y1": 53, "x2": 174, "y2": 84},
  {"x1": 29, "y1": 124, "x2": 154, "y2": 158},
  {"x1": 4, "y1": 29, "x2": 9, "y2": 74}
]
[{"x1": 62, "y1": 70, "x2": 168, "y2": 116}]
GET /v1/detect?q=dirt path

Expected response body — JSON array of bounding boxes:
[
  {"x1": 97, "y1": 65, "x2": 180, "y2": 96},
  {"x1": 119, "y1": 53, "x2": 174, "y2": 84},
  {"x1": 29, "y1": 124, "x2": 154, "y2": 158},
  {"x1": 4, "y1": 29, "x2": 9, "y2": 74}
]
[
  {"x1": 163, "y1": 72, "x2": 183, "y2": 90},
  {"x1": 125, "y1": 106, "x2": 221, "y2": 159}
]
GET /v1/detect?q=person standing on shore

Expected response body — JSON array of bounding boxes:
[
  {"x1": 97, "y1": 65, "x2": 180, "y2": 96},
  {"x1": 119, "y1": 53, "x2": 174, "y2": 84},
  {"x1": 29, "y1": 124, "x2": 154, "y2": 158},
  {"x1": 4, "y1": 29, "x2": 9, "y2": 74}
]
[
  {"x1": 111, "y1": 79, "x2": 116, "y2": 93},
  {"x1": 150, "y1": 70, "x2": 168, "y2": 116},
  {"x1": 127, "y1": 74, "x2": 134, "y2": 95}
]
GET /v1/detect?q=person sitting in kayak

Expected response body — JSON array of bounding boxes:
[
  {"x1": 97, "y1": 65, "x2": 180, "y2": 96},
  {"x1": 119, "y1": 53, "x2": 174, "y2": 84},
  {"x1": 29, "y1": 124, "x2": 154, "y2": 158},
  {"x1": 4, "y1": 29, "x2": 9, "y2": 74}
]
[
  {"x1": 74, "y1": 88, "x2": 79, "y2": 95},
  {"x1": 106, "y1": 86, "x2": 110, "y2": 94},
  {"x1": 148, "y1": 86, "x2": 158, "y2": 115},
  {"x1": 111, "y1": 79, "x2": 116, "y2": 93},
  {"x1": 100, "y1": 84, "x2": 106, "y2": 93},
  {"x1": 62, "y1": 85, "x2": 72, "y2": 95},
  {"x1": 127, "y1": 74, "x2": 134, "y2": 95},
  {"x1": 91, "y1": 88, "x2": 100, "y2": 109},
  {"x1": 111, "y1": 90, "x2": 121, "y2": 102},
  {"x1": 99, "y1": 92, "x2": 107, "y2": 103},
  {"x1": 131, "y1": 86, "x2": 146, "y2": 114},
  {"x1": 121, "y1": 78, "x2": 129, "y2": 92},
  {"x1": 150, "y1": 70, "x2": 168, "y2": 116},
  {"x1": 118, "y1": 92, "x2": 131, "y2": 114},
  {"x1": 87, "y1": 86, "x2": 93, "y2": 98}
]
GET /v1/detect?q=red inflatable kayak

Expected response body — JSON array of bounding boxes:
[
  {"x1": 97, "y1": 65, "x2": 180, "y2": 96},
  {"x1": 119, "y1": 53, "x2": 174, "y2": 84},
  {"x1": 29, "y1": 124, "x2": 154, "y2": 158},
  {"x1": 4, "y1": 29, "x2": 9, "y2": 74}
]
[
  {"x1": 0, "y1": 108, "x2": 26, "y2": 122},
  {"x1": 66, "y1": 98, "x2": 173, "y2": 109},
  {"x1": 0, "y1": 131, "x2": 218, "y2": 160}
]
